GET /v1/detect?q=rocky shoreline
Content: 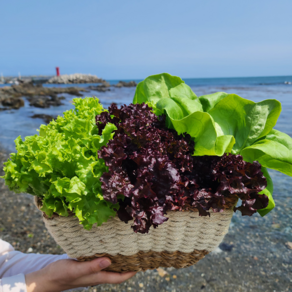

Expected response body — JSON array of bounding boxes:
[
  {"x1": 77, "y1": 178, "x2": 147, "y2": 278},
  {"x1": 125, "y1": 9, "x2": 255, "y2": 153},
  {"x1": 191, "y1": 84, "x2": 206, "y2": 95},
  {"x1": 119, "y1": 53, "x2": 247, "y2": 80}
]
[
  {"x1": 47, "y1": 73, "x2": 106, "y2": 84},
  {"x1": 0, "y1": 80, "x2": 86, "y2": 110},
  {"x1": 0, "y1": 78, "x2": 137, "y2": 111}
]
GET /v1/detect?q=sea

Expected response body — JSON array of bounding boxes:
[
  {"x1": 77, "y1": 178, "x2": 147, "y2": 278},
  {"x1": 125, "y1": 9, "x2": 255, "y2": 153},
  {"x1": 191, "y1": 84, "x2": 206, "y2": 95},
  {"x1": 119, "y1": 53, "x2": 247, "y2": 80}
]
[{"x1": 0, "y1": 75, "x2": 292, "y2": 153}]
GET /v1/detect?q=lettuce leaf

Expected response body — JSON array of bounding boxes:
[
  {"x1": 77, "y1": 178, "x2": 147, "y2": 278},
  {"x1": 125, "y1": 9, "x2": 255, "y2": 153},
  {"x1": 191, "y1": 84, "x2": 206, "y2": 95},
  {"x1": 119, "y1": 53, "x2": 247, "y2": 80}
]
[
  {"x1": 159, "y1": 109, "x2": 235, "y2": 156},
  {"x1": 2, "y1": 97, "x2": 118, "y2": 229},
  {"x1": 134, "y1": 74, "x2": 235, "y2": 156},
  {"x1": 257, "y1": 167, "x2": 275, "y2": 217},
  {"x1": 208, "y1": 94, "x2": 281, "y2": 153},
  {"x1": 198, "y1": 92, "x2": 229, "y2": 112},
  {"x1": 241, "y1": 129, "x2": 292, "y2": 176},
  {"x1": 133, "y1": 73, "x2": 202, "y2": 111}
]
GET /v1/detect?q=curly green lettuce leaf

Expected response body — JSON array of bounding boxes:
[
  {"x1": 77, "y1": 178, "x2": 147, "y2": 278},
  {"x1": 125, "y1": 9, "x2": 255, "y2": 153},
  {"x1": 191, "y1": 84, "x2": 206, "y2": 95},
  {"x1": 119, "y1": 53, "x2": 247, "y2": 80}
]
[{"x1": 2, "y1": 97, "x2": 118, "y2": 229}]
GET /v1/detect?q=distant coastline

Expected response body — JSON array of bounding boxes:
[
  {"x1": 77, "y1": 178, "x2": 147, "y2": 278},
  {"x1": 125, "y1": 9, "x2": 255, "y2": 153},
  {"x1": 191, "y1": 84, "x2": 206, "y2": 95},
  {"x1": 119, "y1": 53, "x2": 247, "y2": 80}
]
[
  {"x1": 1, "y1": 74, "x2": 291, "y2": 87},
  {"x1": 0, "y1": 73, "x2": 137, "y2": 86}
]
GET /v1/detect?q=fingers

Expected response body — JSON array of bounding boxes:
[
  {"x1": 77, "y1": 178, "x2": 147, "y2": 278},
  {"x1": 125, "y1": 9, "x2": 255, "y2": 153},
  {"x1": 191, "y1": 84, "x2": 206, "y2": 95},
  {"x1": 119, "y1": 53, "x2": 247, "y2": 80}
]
[
  {"x1": 44, "y1": 259, "x2": 137, "y2": 290},
  {"x1": 70, "y1": 257, "x2": 112, "y2": 278},
  {"x1": 78, "y1": 271, "x2": 137, "y2": 286},
  {"x1": 97, "y1": 271, "x2": 137, "y2": 284}
]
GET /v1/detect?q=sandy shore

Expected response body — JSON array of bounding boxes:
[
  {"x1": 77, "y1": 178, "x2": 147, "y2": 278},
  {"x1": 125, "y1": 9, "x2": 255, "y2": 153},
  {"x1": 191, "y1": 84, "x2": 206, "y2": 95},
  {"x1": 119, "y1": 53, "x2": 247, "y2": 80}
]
[{"x1": 0, "y1": 145, "x2": 291, "y2": 292}]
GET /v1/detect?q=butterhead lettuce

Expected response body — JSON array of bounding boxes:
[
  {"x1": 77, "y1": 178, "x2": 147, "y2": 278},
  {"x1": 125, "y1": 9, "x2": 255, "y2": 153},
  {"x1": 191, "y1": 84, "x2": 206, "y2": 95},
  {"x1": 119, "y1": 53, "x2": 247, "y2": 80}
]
[{"x1": 133, "y1": 73, "x2": 292, "y2": 216}]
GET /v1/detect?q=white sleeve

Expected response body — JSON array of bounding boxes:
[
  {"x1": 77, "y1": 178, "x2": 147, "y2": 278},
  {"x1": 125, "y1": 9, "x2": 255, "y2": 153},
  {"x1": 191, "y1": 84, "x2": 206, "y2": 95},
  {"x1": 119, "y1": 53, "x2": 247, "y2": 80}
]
[
  {"x1": 0, "y1": 274, "x2": 26, "y2": 292},
  {"x1": 0, "y1": 239, "x2": 69, "y2": 292}
]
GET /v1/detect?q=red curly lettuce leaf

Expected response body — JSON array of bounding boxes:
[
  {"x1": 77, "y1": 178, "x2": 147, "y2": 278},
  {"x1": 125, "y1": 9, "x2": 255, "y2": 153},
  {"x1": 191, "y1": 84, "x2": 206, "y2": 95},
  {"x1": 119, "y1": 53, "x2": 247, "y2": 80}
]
[{"x1": 97, "y1": 103, "x2": 268, "y2": 233}]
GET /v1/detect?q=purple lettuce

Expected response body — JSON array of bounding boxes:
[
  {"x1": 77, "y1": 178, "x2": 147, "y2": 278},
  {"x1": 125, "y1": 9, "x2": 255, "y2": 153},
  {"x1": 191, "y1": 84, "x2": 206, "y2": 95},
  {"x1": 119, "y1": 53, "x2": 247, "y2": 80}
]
[{"x1": 97, "y1": 103, "x2": 268, "y2": 233}]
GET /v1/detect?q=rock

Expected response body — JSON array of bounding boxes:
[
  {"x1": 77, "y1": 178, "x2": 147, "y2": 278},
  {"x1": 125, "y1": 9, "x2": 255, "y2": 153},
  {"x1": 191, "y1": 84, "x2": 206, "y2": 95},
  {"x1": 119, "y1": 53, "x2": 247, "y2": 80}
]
[
  {"x1": 285, "y1": 242, "x2": 292, "y2": 249},
  {"x1": 102, "y1": 81, "x2": 110, "y2": 87},
  {"x1": 7, "y1": 78, "x2": 19, "y2": 85},
  {"x1": 0, "y1": 82, "x2": 86, "y2": 109},
  {"x1": 1, "y1": 97, "x2": 24, "y2": 109},
  {"x1": 219, "y1": 242, "x2": 234, "y2": 252},
  {"x1": 47, "y1": 74, "x2": 105, "y2": 84},
  {"x1": 88, "y1": 84, "x2": 110, "y2": 92},
  {"x1": 28, "y1": 96, "x2": 50, "y2": 108},
  {"x1": 114, "y1": 83, "x2": 123, "y2": 88},
  {"x1": 211, "y1": 246, "x2": 222, "y2": 254},
  {"x1": 30, "y1": 114, "x2": 56, "y2": 124},
  {"x1": 61, "y1": 88, "x2": 84, "y2": 97},
  {"x1": 1, "y1": 86, "x2": 11, "y2": 91},
  {"x1": 157, "y1": 268, "x2": 167, "y2": 277},
  {"x1": 18, "y1": 79, "x2": 34, "y2": 85},
  {"x1": 225, "y1": 257, "x2": 231, "y2": 263},
  {"x1": 114, "y1": 81, "x2": 137, "y2": 88},
  {"x1": 27, "y1": 95, "x2": 63, "y2": 108}
]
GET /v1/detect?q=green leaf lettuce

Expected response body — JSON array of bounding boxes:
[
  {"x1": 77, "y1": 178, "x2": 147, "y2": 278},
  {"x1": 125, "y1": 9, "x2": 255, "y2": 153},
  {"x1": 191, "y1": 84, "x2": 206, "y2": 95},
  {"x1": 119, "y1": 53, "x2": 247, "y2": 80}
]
[{"x1": 2, "y1": 97, "x2": 118, "y2": 229}]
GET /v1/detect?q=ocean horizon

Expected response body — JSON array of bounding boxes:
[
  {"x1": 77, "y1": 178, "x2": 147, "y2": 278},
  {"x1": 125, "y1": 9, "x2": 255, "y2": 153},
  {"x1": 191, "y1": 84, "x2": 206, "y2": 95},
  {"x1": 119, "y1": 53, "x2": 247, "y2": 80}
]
[
  {"x1": 109, "y1": 74, "x2": 292, "y2": 87},
  {"x1": 1, "y1": 74, "x2": 292, "y2": 88}
]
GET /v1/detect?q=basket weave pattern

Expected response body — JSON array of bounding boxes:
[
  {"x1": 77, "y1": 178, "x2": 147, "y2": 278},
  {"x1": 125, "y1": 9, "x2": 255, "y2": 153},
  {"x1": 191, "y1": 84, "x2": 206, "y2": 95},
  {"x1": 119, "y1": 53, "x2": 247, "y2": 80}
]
[
  {"x1": 78, "y1": 250, "x2": 209, "y2": 272},
  {"x1": 37, "y1": 195, "x2": 235, "y2": 272}
]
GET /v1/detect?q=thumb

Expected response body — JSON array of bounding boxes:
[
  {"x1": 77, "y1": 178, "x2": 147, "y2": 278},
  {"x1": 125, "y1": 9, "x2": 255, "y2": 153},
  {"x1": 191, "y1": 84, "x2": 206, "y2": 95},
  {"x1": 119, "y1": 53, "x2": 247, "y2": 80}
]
[{"x1": 73, "y1": 257, "x2": 112, "y2": 277}]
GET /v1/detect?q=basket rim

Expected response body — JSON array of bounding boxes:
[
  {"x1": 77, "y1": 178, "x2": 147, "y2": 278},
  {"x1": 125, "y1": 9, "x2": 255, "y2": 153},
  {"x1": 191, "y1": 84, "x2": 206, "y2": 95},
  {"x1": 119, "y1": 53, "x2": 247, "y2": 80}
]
[{"x1": 34, "y1": 195, "x2": 238, "y2": 221}]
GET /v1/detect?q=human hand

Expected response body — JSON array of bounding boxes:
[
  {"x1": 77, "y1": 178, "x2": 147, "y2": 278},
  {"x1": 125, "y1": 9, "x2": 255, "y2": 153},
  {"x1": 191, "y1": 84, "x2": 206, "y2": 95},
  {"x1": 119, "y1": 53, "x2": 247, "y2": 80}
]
[{"x1": 25, "y1": 257, "x2": 136, "y2": 292}]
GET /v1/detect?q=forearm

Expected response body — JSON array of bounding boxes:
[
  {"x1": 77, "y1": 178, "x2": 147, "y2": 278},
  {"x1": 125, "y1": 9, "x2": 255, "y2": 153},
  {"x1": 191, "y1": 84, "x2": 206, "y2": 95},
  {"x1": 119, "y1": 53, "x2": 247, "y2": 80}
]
[
  {"x1": 0, "y1": 239, "x2": 68, "y2": 292},
  {"x1": 1, "y1": 240, "x2": 136, "y2": 291},
  {"x1": 25, "y1": 260, "x2": 71, "y2": 292},
  {"x1": 1, "y1": 251, "x2": 68, "y2": 278},
  {"x1": 25, "y1": 270, "x2": 44, "y2": 292},
  {"x1": 25, "y1": 266, "x2": 72, "y2": 292}
]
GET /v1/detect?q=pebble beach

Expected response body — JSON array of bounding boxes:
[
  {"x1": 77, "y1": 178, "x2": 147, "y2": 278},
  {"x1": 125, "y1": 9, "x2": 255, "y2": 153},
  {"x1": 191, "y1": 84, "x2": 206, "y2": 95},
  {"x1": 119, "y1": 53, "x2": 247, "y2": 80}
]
[{"x1": 0, "y1": 75, "x2": 292, "y2": 291}]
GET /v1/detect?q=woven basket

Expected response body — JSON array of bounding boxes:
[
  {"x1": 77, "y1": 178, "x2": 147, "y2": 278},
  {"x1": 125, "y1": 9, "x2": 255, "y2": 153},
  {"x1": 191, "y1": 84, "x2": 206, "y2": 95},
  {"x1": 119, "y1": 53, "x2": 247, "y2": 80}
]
[{"x1": 35, "y1": 197, "x2": 236, "y2": 272}]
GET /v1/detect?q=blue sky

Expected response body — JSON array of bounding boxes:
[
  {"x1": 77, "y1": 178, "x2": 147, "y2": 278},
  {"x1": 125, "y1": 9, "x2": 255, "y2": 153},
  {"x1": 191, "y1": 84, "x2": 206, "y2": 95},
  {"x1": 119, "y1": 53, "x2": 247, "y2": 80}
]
[{"x1": 1, "y1": 0, "x2": 292, "y2": 79}]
